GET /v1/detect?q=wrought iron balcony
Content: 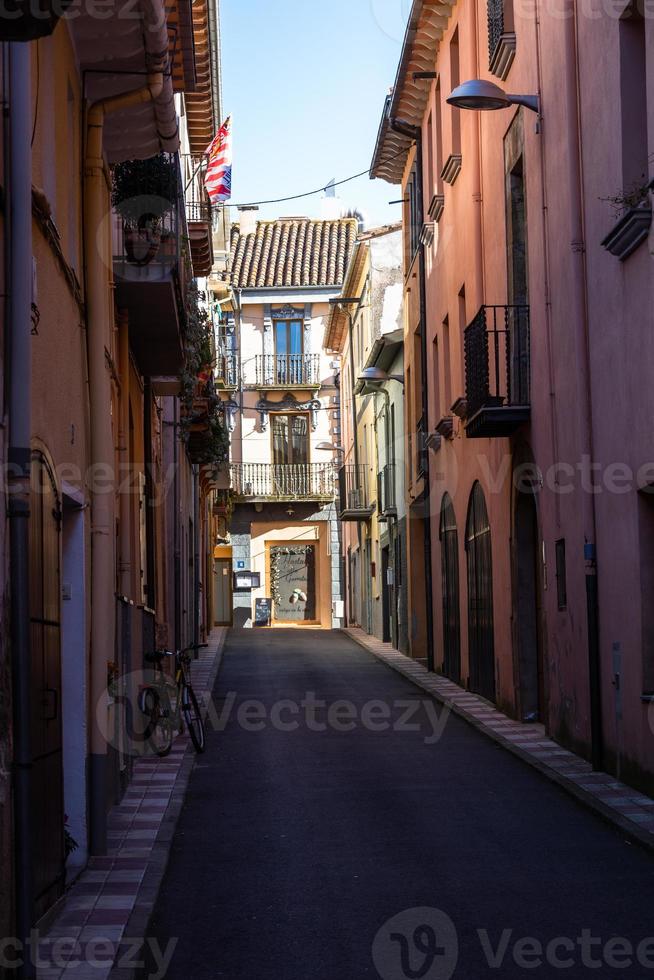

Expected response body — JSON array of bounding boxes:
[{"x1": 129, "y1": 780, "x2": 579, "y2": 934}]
[
  {"x1": 112, "y1": 155, "x2": 188, "y2": 376},
  {"x1": 377, "y1": 463, "x2": 397, "y2": 521},
  {"x1": 186, "y1": 200, "x2": 213, "y2": 278},
  {"x1": 216, "y1": 351, "x2": 239, "y2": 389},
  {"x1": 230, "y1": 463, "x2": 335, "y2": 501},
  {"x1": 254, "y1": 354, "x2": 321, "y2": 388},
  {"x1": 338, "y1": 464, "x2": 374, "y2": 522},
  {"x1": 464, "y1": 304, "x2": 530, "y2": 438}
]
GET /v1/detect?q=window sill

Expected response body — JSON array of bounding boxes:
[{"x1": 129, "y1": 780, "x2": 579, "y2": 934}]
[
  {"x1": 489, "y1": 33, "x2": 516, "y2": 81},
  {"x1": 441, "y1": 154, "x2": 462, "y2": 186}
]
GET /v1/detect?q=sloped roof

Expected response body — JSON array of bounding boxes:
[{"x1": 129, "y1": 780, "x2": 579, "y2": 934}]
[
  {"x1": 370, "y1": 0, "x2": 455, "y2": 184},
  {"x1": 228, "y1": 218, "x2": 358, "y2": 289}
]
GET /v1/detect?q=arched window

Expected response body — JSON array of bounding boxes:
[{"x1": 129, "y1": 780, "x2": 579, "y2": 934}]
[
  {"x1": 439, "y1": 494, "x2": 461, "y2": 682},
  {"x1": 465, "y1": 482, "x2": 496, "y2": 701}
]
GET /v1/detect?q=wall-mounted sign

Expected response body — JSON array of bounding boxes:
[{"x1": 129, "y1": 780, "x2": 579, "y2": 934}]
[
  {"x1": 237, "y1": 560, "x2": 245, "y2": 569},
  {"x1": 233, "y1": 571, "x2": 261, "y2": 590}
]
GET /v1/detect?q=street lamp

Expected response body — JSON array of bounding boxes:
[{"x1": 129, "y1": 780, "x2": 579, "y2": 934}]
[
  {"x1": 447, "y1": 79, "x2": 540, "y2": 114},
  {"x1": 316, "y1": 442, "x2": 345, "y2": 454},
  {"x1": 357, "y1": 367, "x2": 405, "y2": 386}
]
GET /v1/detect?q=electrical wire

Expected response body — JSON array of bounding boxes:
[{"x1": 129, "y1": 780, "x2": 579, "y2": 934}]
[
  {"x1": 31, "y1": 39, "x2": 40, "y2": 148},
  {"x1": 223, "y1": 166, "x2": 375, "y2": 209}
]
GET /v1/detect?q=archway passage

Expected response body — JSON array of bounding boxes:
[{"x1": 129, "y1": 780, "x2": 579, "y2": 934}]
[
  {"x1": 514, "y1": 488, "x2": 544, "y2": 721},
  {"x1": 466, "y1": 483, "x2": 496, "y2": 702},
  {"x1": 440, "y1": 494, "x2": 461, "y2": 683},
  {"x1": 30, "y1": 452, "x2": 64, "y2": 917}
]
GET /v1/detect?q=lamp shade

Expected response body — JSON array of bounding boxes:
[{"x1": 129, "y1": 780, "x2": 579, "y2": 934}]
[{"x1": 447, "y1": 79, "x2": 512, "y2": 110}]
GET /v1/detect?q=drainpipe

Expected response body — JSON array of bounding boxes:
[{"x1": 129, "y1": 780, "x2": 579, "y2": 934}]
[
  {"x1": 193, "y1": 463, "x2": 200, "y2": 653},
  {"x1": 564, "y1": 4, "x2": 602, "y2": 769},
  {"x1": 84, "y1": 72, "x2": 163, "y2": 854},
  {"x1": 6, "y1": 42, "x2": 35, "y2": 977},
  {"x1": 117, "y1": 311, "x2": 131, "y2": 596},
  {"x1": 390, "y1": 118, "x2": 435, "y2": 672},
  {"x1": 173, "y1": 398, "x2": 181, "y2": 651},
  {"x1": 143, "y1": 379, "x2": 156, "y2": 610}
]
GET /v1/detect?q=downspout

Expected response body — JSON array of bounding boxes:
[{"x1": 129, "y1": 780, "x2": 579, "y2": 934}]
[
  {"x1": 193, "y1": 463, "x2": 200, "y2": 654},
  {"x1": 143, "y1": 379, "x2": 156, "y2": 610},
  {"x1": 117, "y1": 311, "x2": 131, "y2": 596},
  {"x1": 564, "y1": 3, "x2": 602, "y2": 769},
  {"x1": 173, "y1": 398, "x2": 181, "y2": 651},
  {"x1": 390, "y1": 118, "x2": 435, "y2": 671},
  {"x1": 6, "y1": 42, "x2": 35, "y2": 977},
  {"x1": 84, "y1": 72, "x2": 163, "y2": 854}
]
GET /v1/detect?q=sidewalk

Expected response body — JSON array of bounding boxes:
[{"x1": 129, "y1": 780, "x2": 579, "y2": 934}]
[
  {"x1": 35, "y1": 628, "x2": 228, "y2": 980},
  {"x1": 344, "y1": 627, "x2": 654, "y2": 851}
]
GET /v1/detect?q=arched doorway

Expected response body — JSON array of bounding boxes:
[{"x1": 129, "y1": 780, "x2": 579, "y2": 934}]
[
  {"x1": 514, "y1": 486, "x2": 544, "y2": 721},
  {"x1": 439, "y1": 494, "x2": 461, "y2": 682},
  {"x1": 465, "y1": 483, "x2": 496, "y2": 702},
  {"x1": 30, "y1": 452, "x2": 64, "y2": 916}
]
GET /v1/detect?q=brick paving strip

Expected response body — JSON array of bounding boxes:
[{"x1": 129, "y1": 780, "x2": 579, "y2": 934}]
[
  {"x1": 344, "y1": 628, "x2": 654, "y2": 851},
  {"x1": 35, "y1": 628, "x2": 228, "y2": 980}
]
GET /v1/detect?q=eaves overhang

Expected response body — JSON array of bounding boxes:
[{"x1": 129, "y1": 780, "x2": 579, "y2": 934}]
[{"x1": 370, "y1": 0, "x2": 454, "y2": 184}]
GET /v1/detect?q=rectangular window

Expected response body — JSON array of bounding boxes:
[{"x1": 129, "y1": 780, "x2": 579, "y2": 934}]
[
  {"x1": 427, "y1": 112, "x2": 435, "y2": 199},
  {"x1": 406, "y1": 166, "x2": 422, "y2": 261},
  {"x1": 274, "y1": 319, "x2": 304, "y2": 385},
  {"x1": 555, "y1": 539, "x2": 567, "y2": 611},
  {"x1": 639, "y1": 490, "x2": 654, "y2": 693},
  {"x1": 620, "y1": 4, "x2": 649, "y2": 194},
  {"x1": 457, "y1": 287, "x2": 466, "y2": 397},
  {"x1": 450, "y1": 29, "x2": 461, "y2": 155},
  {"x1": 442, "y1": 315, "x2": 452, "y2": 410},
  {"x1": 271, "y1": 413, "x2": 309, "y2": 466},
  {"x1": 432, "y1": 337, "x2": 441, "y2": 422},
  {"x1": 435, "y1": 80, "x2": 444, "y2": 194}
]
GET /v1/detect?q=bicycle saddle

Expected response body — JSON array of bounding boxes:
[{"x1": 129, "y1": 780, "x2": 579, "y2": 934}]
[{"x1": 144, "y1": 650, "x2": 174, "y2": 664}]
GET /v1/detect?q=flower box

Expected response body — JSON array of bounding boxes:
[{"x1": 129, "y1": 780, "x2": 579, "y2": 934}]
[{"x1": 601, "y1": 205, "x2": 652, "y2": 261}]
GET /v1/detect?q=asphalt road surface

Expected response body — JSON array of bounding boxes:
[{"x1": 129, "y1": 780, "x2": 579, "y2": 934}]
[{"x1": 139, "y1": 629, "x2": 654, "y2": 980}]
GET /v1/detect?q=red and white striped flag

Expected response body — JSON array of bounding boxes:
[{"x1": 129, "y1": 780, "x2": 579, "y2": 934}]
[{"x1": 204, "y1": 116, "x2": 232, "y2": 204}]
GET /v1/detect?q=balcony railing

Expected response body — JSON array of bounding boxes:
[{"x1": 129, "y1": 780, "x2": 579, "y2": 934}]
[
  {"x1": 186, "y1": 200, "x2": 213, "y2": 278},
  {"x1": 216, "y1": 351, "x2": 239, "y2": 388},
  {"x1": 464, "y1": 304, "x2": 530, "y2": 438},
  {"x1": 254, "y1": 354, "x2": 321, "y2": 388},
  {"x1": 230, "y1": 463, "x2": 335, "y2": 500},
  {"x1": 111, "y1": 155, "x2": 188, "y2": 376},
  {"x1": 377, "y1": 463, "x2": 397, "y2": 520},
  {"x1": 338, "y1": 464, "x2": 374, "y2": 521}
]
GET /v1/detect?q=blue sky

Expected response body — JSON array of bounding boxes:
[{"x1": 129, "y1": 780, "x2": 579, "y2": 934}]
[{"x1": 220, "y1": 0, "x2": 413, "y2": 227}]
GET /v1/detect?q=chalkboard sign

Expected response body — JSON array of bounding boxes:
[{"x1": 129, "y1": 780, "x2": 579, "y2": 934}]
[{"x1": 254, "y1": 598, "x2": 272, "y2": 627}]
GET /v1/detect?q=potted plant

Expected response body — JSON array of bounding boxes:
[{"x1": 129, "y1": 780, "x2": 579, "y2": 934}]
[
  {"x1": 112, "y1": 154, "x2": 179, "y2": 266},
  {"x1": 601, "y1": 170, "x2": 653, "y2": 261}
]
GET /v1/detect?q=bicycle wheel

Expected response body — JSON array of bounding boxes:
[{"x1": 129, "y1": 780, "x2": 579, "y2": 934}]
[
  {"x1": 182, "y1": 683, "x2": 206, "y2": 753},
  {"x1": 146, "y1": 691, "x2": 174, "y2": 757}
]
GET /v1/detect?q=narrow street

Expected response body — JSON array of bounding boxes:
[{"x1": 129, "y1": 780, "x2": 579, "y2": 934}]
[{"x1": 141, "y1": 630, "x2": 654, "y2": 980}]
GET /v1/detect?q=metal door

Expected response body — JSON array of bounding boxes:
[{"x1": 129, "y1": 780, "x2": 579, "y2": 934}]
[
  {"x1": 440, "y1": 494, "x2": 461, "y2": 682},
  {"x1": 30, "y1": 452, "x2": 64, "y2": 917},
  {"x1": 465, "y1": 483, "x2": 496, "y2": 701},
  {"x1": 213, "y1": 559, "x2": 232, "y2": 625}
]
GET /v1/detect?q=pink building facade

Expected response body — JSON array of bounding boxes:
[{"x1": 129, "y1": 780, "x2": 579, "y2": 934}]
[{"x1": 371, "y1": 0, "x2": 654, "y2": 789}]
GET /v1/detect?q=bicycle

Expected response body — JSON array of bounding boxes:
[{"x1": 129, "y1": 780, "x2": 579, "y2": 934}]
[{"x1": 138, "y1": 644, "x2": 207, "y2": 757}]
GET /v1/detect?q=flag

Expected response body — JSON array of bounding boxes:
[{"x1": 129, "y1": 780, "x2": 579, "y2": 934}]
[{"x1": 204, "y1": 116, "x2": 232, "y2": 204}]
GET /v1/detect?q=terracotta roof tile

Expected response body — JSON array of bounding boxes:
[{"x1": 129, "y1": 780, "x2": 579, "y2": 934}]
[{"x1": 228, "y1": 218, "x2": 357, "y2": 289}]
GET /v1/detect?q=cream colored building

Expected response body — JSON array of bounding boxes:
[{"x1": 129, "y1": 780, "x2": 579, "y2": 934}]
[{"x1": 221, "y1": 212, "x2": 357, "y2": 627}]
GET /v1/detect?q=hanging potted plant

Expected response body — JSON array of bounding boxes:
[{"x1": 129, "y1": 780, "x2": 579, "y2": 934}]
[{"x1": 112, "y1": 154, "x2": 179, "y2": 266}]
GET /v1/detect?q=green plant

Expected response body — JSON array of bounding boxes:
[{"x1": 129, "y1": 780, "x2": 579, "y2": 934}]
[
  {"x1": 64, "y1": 815, "x2": 79, "y2": 859},
  {"x1": 112, "y1": 153, "x2": 179, "y2": 228},
  {"x1": 601, "y1": 159, "x2": 654, "y2": 216}
]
